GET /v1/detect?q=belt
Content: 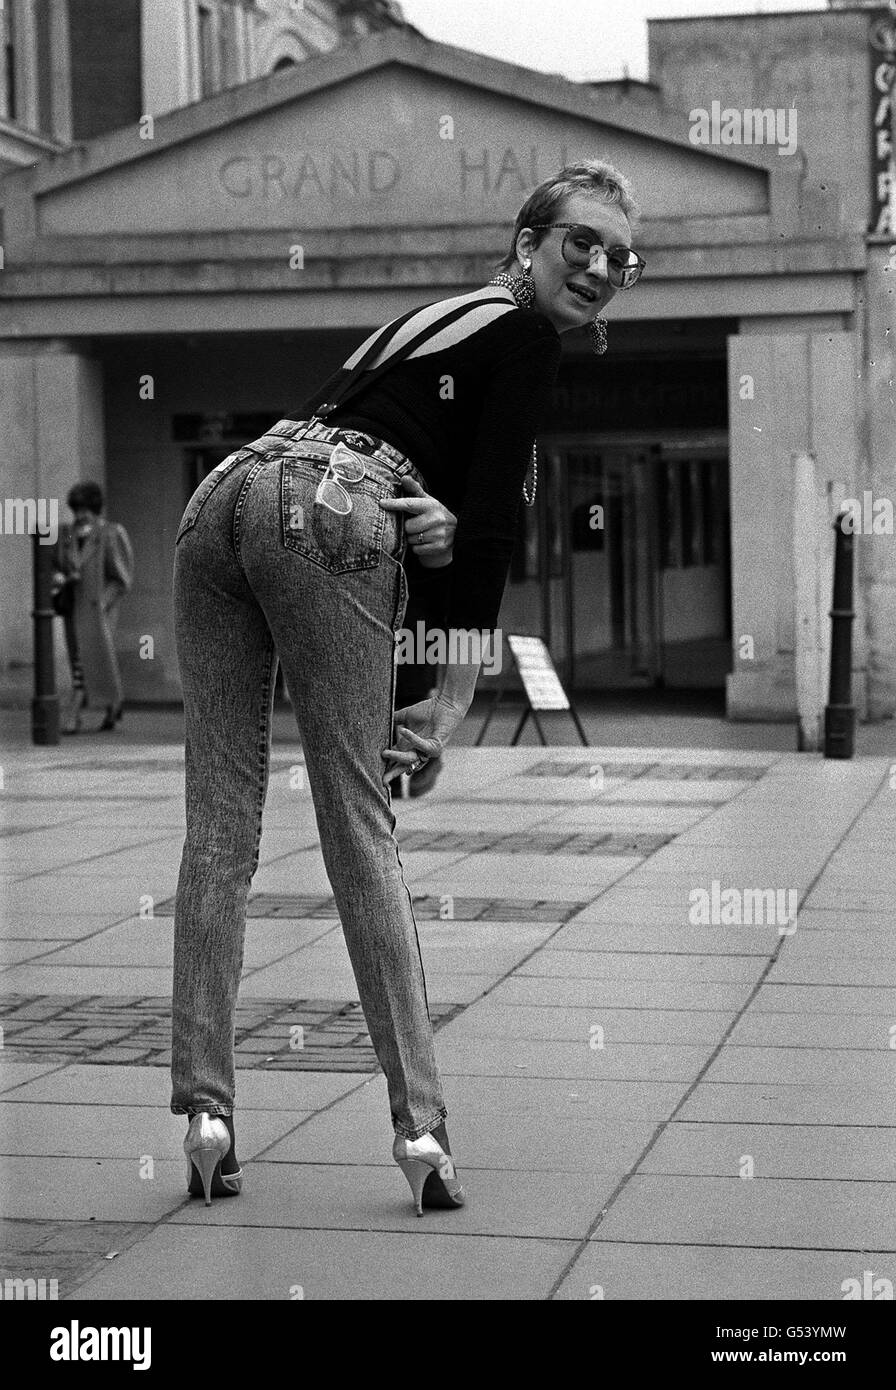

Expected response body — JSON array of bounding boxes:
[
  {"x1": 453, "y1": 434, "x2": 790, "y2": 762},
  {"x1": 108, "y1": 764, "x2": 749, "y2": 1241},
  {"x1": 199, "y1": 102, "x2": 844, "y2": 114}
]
[{"x1": 260, "y1": 418, "x2": 419, "y2": 479}]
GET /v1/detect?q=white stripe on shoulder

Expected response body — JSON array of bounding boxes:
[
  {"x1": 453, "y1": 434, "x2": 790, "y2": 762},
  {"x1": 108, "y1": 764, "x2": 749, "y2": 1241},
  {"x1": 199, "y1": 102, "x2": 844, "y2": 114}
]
[{"x1": 342, "y1": 290, "x2": 518, "y2": 371}]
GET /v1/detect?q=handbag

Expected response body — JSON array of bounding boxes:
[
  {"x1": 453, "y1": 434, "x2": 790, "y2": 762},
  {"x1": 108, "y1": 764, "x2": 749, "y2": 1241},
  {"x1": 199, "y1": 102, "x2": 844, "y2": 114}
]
[{"x1": 52, "y1": 576, "x2": 77, "y2": 617}]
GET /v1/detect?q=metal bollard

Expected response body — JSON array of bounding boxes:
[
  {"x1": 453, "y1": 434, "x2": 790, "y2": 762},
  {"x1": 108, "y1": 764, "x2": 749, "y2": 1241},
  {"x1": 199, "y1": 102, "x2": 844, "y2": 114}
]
[
  {"x1": 823, "y1": 510, "x2": 855, "y2": 759},
  {"x1": 31, "y1": 532, "x2": 60, "y2": 745}
]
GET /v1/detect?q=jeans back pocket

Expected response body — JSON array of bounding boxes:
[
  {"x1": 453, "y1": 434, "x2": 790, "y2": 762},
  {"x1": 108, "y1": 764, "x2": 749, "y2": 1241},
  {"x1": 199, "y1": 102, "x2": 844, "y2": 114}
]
[
  {"x1": 280, "y1": 451, "x2": 388, "y2": 574},
  {"x1": 175, "y1": 447, "x2": 259, "y2": 544}
]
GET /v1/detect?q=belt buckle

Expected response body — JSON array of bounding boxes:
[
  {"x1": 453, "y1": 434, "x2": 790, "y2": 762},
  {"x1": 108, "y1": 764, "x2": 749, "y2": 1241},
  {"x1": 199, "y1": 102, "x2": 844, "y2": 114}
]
[{"x1": 340, "y1": 429, "x2": 376, "y2": 453}]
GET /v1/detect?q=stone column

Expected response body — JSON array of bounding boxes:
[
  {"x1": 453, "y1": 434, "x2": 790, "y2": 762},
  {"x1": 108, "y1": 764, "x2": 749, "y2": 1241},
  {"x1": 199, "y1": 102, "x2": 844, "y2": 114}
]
[
  {"x1": 863, "y1": 248, "x2": 896, "y2": 717},
  {"x1": 726, "y1": 327, "x2": 861, "y2": 721},
  {"x1": 0, "y1": 343, "x2": 105, "y2": 704}
]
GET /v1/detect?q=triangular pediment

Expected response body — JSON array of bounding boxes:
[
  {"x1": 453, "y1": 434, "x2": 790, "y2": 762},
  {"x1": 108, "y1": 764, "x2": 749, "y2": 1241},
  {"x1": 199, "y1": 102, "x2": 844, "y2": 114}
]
[{"x1": 2, "y1": 30, "x2": 782, "y2": 244}]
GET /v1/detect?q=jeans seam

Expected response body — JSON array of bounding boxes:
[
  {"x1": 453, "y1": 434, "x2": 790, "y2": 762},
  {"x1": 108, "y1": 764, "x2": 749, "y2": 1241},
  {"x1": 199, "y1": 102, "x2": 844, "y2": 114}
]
[
  {"x1": 385, "y1": 553, "x2": 441, "y2": 1123},
  {"x1": 232, "y1": 459, "x2": 266, "y2": 574},
  {"x1": 252, "y1": 635, "x2": 276, "y2": 872}
]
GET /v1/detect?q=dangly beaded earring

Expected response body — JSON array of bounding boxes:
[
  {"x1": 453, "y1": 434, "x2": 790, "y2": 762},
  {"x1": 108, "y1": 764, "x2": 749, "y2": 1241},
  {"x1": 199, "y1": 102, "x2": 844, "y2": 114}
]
[
  {"x1": 488, "y1": 257, "x2": 536, "y2": 309},
  {"x1": 589, "y1": 315, "x2": 608, "y2": 355}
]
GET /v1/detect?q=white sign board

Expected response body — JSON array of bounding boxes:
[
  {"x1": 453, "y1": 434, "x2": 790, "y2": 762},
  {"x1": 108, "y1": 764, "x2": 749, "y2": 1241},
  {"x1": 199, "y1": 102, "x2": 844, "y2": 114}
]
[{"x1": 507, "y1": 635, "x2": 570, "y2": 710}]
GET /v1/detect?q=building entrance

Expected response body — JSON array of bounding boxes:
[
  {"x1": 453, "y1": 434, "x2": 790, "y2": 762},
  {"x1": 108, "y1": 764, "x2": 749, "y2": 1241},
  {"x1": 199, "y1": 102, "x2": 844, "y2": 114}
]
[{"x1": 537, "y1": 434, "x2": 731, "y2": 691}]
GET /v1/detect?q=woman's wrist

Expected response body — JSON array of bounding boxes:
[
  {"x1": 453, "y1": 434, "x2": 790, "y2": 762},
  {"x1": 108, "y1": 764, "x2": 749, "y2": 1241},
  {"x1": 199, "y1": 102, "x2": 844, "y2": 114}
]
[{"x1": 438, "y1": 660, "x2": 482, "y2": 712}]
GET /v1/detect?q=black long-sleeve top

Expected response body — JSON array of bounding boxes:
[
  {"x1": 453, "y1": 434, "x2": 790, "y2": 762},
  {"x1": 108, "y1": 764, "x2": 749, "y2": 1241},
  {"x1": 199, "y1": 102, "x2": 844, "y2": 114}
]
[{"x1": 291, "y1": 303, "x2": 562, "y2": 633}]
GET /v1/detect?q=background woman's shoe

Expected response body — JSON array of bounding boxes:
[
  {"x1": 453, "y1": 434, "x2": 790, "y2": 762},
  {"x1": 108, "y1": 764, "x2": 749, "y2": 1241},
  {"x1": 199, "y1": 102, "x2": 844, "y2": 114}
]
[
  {"x1": 60, "y1": 691, "x2": 87, "y2": 735},
  {"x1": 393, "y1": 1123, "x2": 465, "y2": 1216},
  {"x1": 184, "y1": 1112, "x2": 242, "y2": 1205},
  {"x1": 98, "y1": 702, "x2": 123, "y2": 730}
]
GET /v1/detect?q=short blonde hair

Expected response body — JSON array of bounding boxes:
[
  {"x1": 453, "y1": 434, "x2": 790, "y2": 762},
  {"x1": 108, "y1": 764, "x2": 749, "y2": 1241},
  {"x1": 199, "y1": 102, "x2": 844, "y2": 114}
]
[{"x1": 496, "y1": 159, "x2": 639, "y2": 271}]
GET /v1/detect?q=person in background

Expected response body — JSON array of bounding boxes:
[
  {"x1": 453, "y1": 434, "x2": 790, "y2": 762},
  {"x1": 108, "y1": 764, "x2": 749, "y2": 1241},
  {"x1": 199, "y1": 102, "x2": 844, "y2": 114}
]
[{"x1": 52, "y1": 481, "x2": 134, "y2": 734}]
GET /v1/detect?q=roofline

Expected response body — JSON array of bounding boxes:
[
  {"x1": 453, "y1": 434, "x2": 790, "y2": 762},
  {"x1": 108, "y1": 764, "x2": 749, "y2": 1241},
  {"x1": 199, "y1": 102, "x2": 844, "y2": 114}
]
[
  {"x1": 648, "y1": 4, "x2": 849, "y2": 20},
  {"x1": 0, "y1": 26, "x2": 793, "y2": 204}
]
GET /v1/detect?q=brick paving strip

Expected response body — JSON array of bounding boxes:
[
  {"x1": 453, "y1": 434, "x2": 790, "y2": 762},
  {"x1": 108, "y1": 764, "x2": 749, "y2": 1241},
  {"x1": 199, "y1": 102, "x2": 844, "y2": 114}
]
[
  {"x1": 0, "y1": 995, "x2": 465, "y2": 1071},
  {"x1": 520, "y1": 760, "x2": 766, "y2": 781},
  {"x1": 0, "y1": 1220, "x2": 153, "y2": 1299}
]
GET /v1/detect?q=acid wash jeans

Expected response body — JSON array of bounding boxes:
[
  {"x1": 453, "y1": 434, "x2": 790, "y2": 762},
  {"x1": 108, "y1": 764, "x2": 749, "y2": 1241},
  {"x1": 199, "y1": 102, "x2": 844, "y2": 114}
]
[{"x1": 169, "y1": 418, "x2": 448, "y2": 1140}]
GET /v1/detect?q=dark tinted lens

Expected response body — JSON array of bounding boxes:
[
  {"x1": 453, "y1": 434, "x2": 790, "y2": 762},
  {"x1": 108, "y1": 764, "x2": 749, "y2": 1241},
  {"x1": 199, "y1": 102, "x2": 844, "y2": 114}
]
[
  {"x1": 563, "y1": 230, "x2": 643, "y2": 287},
  {"x1": 607, "y1": 253, "x2": 642, "y2": 288},
  {"x1": 562, "y1": 227, "x2": 598, "y2": 266}
]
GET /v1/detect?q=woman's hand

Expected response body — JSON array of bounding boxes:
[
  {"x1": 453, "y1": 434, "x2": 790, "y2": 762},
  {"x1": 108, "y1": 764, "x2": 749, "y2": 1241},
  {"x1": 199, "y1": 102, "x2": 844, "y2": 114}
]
[
  {"x1": 381, "y1": 692, "x2": 470, "y2": 784},
  {"x1": 379, "y1": 477, "x2": 456, "y2": 568}
]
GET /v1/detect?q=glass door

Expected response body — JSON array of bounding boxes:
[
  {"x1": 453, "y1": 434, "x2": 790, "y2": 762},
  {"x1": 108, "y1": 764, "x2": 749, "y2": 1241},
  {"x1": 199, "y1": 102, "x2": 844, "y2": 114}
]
[{"x1": 538, "y1": 437, "x2": 731, "y2": 690}]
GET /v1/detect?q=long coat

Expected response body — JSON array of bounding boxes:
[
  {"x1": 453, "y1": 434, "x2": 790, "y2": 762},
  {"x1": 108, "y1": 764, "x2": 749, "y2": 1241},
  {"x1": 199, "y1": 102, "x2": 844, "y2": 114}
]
[{"x1": 53, "y1": 517, "x2": 135, "y2": 708}]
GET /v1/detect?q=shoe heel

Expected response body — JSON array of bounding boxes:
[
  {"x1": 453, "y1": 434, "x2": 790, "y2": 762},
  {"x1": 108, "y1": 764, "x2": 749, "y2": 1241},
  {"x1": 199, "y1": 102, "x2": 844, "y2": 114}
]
[
  {"x1": 188, "y1": 1147, "x2": 221, "y2": 1207},
  {"x1": 396, "y1": 1158, "x2": 431, "y2": 1217},
  {"x1": 183, "y1": 1113, "x2": 233, "y2": 1206}
]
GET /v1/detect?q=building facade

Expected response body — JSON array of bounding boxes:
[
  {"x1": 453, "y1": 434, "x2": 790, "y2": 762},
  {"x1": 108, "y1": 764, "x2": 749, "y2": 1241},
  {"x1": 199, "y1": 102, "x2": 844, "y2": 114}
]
[
  {"x1": 1, "y1": 5, "x2": 893, "y2": 719},
  {"x1": 0, "y1": 0, "x2": 407, "y2": 168}
]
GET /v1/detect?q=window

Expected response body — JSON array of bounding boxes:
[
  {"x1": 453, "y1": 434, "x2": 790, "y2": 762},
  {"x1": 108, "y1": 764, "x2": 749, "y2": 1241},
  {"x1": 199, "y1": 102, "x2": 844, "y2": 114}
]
[
  {"x1": 198, "y1": 3, "x2": 215, "y2": 97},
  {"x1": 3, "y1": 0, "x2": 16, "y2": 122}
]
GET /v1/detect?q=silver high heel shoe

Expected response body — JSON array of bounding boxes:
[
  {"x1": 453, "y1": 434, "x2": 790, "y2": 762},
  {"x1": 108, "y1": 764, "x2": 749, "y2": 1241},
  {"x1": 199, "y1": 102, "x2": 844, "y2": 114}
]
[
  {"x1": 392, "y1": 1130, "x2": 465, "y2": 1217},
  {"x1": 184, "y1": 1112, "x2": 242, "y2": 1205}
]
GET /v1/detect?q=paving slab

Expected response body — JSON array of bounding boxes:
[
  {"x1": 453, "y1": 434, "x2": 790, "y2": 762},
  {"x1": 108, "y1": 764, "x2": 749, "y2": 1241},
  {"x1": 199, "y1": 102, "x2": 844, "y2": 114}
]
[
  {"x1": 638, "y1": 1121, "x2": 896, "y2": 1181},
  {"x1": 445, "y1": 1002, "x2": 736, "y2": 1044},
  {"x1": 166, "y1": 1160, "x2": 619, "y2": 1240},
  {"x1": 0, "y1": 1155, "x2": 189, "y2": 1221},
  {"x1": 678, "y1": 1082, "x2": 896, "y2": 1126},
  {"x1": 0, "y1": 964, "x2": 180, "y2": 994},
  {"x1": 0, "y1": 1102, "x2": 312, "y2": 1159},
  {"x1": 703, "y1": 1046, "x2": 896, "y2": 1086},
  {"x1": 439, "y1": 1073, "x2": 690, "y2": 1119},
  {"x1": 27, "y1": 918, "x2": 336, "y2": 970},
  {"x1": 552, "y1": 1241, "x2": 896, "y2": 1300},
  {"x1": 591, "y1": 1174, "x2": 896, "y2": 1252},
  {"x1": 6, "y1": 878, "x2": 161, "y2": 916},
  {"x1": 260, "y1": 1100, "x2": 653, "y2": 1172},
  {"x1": 729, "y1": 1013, "x2": 895, "y2": 1048},
  {"x1": 1, "y1": 940, "x2": 63, "y2": 966},
  {"x1": 767, "y1": 954, "x2": 896, "y2": 986},
  {"x1": 435, "y1": 1036, "x2": 715, "y2": 1081},
  {"x1": 1, "y1": 1063, "x2": 366, "y2": 1110},
  {"x1": 489, "y1": 976, "x2": 754, "y2": 1010},
  {"x1": 70, "y1": 1224, "x2": 573, "y2": 1300},
  {"x1": 550, "y1": 922, "x2": 776, "y2": 954},
  {"x1": 0, "y1": 1061, "x2": 68, "y2": 1094},
  {"x1": 516, "y1": 950, "x2": 764, "y2": 982},
  {"x1": 750, "y1": 984, "x2": 896, "y2": 1014}
]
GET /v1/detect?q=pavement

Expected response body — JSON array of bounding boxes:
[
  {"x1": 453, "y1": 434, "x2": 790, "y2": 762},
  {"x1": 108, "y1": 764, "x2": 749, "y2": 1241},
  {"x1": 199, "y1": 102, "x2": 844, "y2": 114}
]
[{"x1": 1, "y1": 702, "x2": 895, "y2": 1301}]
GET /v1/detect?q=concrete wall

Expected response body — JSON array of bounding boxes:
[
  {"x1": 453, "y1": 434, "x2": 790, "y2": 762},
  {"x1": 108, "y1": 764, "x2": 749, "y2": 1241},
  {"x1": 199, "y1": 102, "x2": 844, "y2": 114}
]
[
  {"x1": 727, "y1": 327, "x2": 862, "y2": 720},
  {"x1": 648, "y1": 8, "x2": 870, "y2": 237}
]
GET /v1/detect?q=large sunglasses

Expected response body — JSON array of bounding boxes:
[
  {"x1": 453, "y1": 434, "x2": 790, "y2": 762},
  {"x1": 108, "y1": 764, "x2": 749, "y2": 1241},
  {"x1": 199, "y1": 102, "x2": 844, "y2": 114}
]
[{"x1": 530, "y1": 224, "x2": 646, "y2": 289}]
